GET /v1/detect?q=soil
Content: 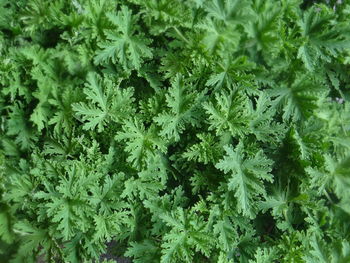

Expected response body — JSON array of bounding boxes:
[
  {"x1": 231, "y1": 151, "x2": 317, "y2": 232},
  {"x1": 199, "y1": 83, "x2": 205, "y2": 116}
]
[{"x1": 99, "y1": 240, "x2": 132, "y2": 263}]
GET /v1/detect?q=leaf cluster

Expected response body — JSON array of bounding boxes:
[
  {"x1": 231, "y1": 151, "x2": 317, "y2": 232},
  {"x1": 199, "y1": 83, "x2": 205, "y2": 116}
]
[{"x1": 1, "y1": 0, "x2": 350, "y2": 262}]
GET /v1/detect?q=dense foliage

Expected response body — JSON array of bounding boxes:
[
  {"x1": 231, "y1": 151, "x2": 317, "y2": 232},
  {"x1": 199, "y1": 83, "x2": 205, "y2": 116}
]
[{"x1": 1, "y1": 0, "x2": 350, "y2": 262}]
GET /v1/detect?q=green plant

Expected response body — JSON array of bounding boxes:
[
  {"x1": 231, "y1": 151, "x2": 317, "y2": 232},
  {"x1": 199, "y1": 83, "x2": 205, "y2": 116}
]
[{"x1": 1, "y1": 0, "x2": 350, "y2": 262}]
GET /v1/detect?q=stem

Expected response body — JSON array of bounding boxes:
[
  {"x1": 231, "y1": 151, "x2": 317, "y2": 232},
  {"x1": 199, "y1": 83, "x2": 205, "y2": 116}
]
[
  {"x1": 52, "y1": 236, "x2": 65, "y2": 260},
  {"x1": 323, "y1": 189, "x2": 334, "y2": 204},
  {"x1": 173, "y1": 26, "x2": 190, "y2": 45},
  {"x1": 217, "y1": 62, "x2": 226, "y2": 71}
]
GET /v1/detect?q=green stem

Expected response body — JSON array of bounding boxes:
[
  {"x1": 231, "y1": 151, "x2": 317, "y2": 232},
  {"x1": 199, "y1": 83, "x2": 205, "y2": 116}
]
[
  {"x1": 51, "y1": 236, "x2": 65, "y2": 261},
  {"x1": 173, "y1": 26, "x2": 190, "y2": 45},
  {"x1": 323, "y1": 189, "x2": 334, "y2": 204}
]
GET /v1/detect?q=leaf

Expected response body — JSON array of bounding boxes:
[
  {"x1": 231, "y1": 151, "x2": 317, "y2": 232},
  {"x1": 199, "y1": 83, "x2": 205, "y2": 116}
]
[
  {"x1": 72, "y1": 72, "x2": 134, "y2": 132},
  {"x1": 122, "y1": 177, "x2": 164, "y2": 200},
  {"x1": 307, "y1": 155, "x2": 350, "y2": 202},
  {"x1": 72, "y1": 72, "x2": 109, "y2": 131},
  {"x1": 304, "y1": 235, "x2": 330, "y2": 263},
  {"x1": 183, "y1": 133, "x2": 221, "y2": 164},
  {"x1": 204, "y1": 0, "x2": 252, "y2": 25},
  {"x1": 154, "y1": 74, "x2": 202, "y2": 142},
  {"x1": 269, "y1": 75, "x2": 327, "y2": 121},
  {"x1": 13, "y1": 221, "x2": 51, "y2": 255},
  {"x1": 127, "y1": 0, "x2": 192, "y2": 33},
  {"x1": 199, "y1": 18, "x2": 240, "y2": 54},
  {"x1": 216, "y1": 142, "x2": 273, "y2": 217},
  {"x1": 297, "y1": 6, "x2": 350, "y2": 71},
  {"x1": 244, "y1": 0, "x2": 282, "y2": 51},
  {"x1": 29, "y1": 68, "x2": 54, "y2": 131},
  {"x1": 290, "y1": 126, "x2": 311, "y2": 160},
  {"x1": 205, "y1": 56, "x2": 256, "y2": 93},
  {"x1": 93, "y1": 213, "x2": 124, "y2": 242},
  {"x1": 116, "y1": 119, "x2": 166, "y2": 169},
  {"x1": 0, "y1": 211, "x2": 14, "y2": 243},
  {"x1": 160, "y1": 208, "x2": 213, "y2": 263},
  {"x1": 249, "y1": 247, "x2": 278, "y2": 263},
  {"x1": 50, "y1": 199, "x2": 77, "y2": 240},
  {"x1": 203, "y1": 90, "x2": 251, "y2": 136},
  {"x1": 125, "y1": 240, "x2": 161, "y2": 263},
  {"x1": 6, "y1": 102, "x2": 37, "y2": 150},
  {"x1": 48, "y1": 88, "x2": 80, "y2": 134},
  {"x1": 248, "y1": 92, "x2": 285, "y2": 143},
  {"x1": 90, "y1": 173, "x2": 126, "y2": 215},
  {"x1": 94, "y1": 6, "x2": 152, "y2": 69},
  {"x1": 213, "y1": 217, "x2": 236, "y2": 252}
]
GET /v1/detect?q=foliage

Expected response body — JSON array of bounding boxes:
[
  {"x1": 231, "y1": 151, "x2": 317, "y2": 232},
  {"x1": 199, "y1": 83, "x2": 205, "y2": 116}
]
[{"x1": 1, "y1": 0, "x2": 350, "y2": 262}]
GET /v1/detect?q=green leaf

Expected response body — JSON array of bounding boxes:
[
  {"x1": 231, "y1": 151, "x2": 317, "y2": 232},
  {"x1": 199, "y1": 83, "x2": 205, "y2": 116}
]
[
  {"x1": 249, "y1": 92, "x2": 285, "y2": 143},
  {"x1": 160, "y1": 208, "x2": 213, "y2": 263},
  {"x1": 203, "y1": 90, "x2": 251, "y2": 136},
  {"x1": 0, "y1": 211, "x2": 14, "y2": 243},
  {"x1": 270, "y1": 75, "x2": 327, "y2": 121},
  {"x1": 72, "y1": 72, "x2": 134, "y2": 132},
  {"x1": 216, "y1": 142, "x2": 273, "y2": 217},
  {"x1": 6, "y1": 103, "x2": 37, "y2": 150},
  {"x1": 183, "y1": 133, "x2": 221, "y2": 164},
  {"x1": 125, "y1": 240, "x2": 161, "y2": 263},
  {"x1": 94, "y1": 6, "x2": 152, "y2": 69},
  {"x1": 249, "y1": 247, "x2": 278, "y2": 263},
  {"x1": 13, "y1": 221, "x2": 52, "y2": 255},
  {"x1": 199, "y1": 18, "x2": 240, "y2": 54},
  {"x1": 116, "y1": 119, "x2": 166, "y2": 169},
  {"x1": 204, "y1": 0, "x2": 252, "y2": 25},
  {"x1": 213, "y1": 217, "x2": 236, "y2": 252},
  {"x1": 297, "y1": 6, "x2": 350, "y2": 71},
  {"x1": 307, "y1": 155, "x2": 350, "y2": 202},
  {"x1": 154, "y1": 74, "x2": 202, "y2": 141}
]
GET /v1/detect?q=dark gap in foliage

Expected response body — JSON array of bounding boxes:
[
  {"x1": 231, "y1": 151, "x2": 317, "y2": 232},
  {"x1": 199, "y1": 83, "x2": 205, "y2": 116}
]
[
  {"x1": 301, "y1": 0, "x2": 344, "y2": 9},
  {"x1": 99, "y1": 240, "x2": 132, "y2": 263},
  {"x1": 254, "y1": 212, "x2": 277, "y2": 241},
  {"x1": 35, "y1": 27, "x2": 64, "y2": 49},
  {"x1": 300, "y1": 0, "x2": 319, "y2": 9},
  {"x1": 291, "y1": 205, "x2": 308, "y2": 230},
  {"x1": 120, "y1": 71, "x2": 154, "y2": 101},
  {"x1": 1, "y1": 28, "x2": 15, "y2": 39}
]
